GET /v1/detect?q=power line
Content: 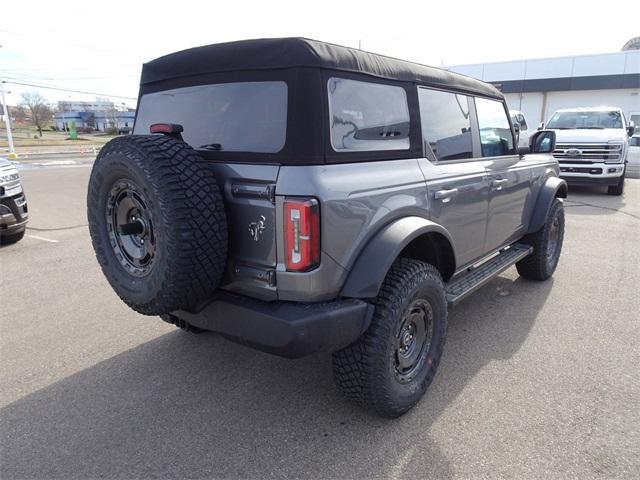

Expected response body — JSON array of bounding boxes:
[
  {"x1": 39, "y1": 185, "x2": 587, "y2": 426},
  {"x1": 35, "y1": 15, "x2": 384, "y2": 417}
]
[
  {"x1": 0, "y1": 28, "x2": 136, "y2": 57},
  {"x1": 4, "y1": 72, "x2": 136, "y2": 81},
  {"x1": 1, "y1": 79, "x2": 137, "y2": 100}
]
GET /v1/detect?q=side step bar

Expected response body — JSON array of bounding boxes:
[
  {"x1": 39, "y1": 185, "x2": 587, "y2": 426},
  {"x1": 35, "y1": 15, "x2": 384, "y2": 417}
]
[{"x1": 445, "y1": 243, "x2": 533, "y2": 306}]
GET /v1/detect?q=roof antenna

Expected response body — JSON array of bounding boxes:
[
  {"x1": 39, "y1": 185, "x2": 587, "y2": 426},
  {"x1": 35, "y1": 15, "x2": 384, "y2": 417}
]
[{"x1": 358, "y1": 39, "x2": 362, "y2": 50}]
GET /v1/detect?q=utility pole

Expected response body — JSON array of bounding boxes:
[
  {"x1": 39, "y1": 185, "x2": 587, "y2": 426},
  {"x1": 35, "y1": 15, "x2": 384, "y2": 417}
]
[{"x1": 0, "y1": 73, "x2": 17, "y2": 159}]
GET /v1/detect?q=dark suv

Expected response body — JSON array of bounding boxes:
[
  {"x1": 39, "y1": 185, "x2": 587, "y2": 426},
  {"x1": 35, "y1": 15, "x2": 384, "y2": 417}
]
[
  {"x1": 0, "y1": 157, "x2": 28, "y2": 245},
  {"x1": 87, "y1": 38, "x2": 566, "y2": 417}
]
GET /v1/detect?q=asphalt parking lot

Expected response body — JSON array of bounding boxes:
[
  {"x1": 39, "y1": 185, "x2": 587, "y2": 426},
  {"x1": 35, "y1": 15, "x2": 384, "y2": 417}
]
[{"x1": 1, "y1": 164, "x2": 639, "y2": 479}]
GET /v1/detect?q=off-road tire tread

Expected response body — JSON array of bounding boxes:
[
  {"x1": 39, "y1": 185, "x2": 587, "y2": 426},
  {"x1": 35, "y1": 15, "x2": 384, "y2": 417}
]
[
  {"x1": 332, "y1": 258, "x2": 446, "y2": 418},
  {"x1": 87, "y1": 135, "x2": 227, "y2": 315},
  {"x1": 516, "y1": 198, "x2": 564, "y2": 281}
]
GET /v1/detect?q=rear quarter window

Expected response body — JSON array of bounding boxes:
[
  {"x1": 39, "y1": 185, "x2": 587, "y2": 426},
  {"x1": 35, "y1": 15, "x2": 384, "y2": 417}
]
[
  {"x1": 328, "y1": 77, "x2": 410, "y2": 152},
  {"x1": 134, "y1": 81, "x2": 288, "y2": 153}
]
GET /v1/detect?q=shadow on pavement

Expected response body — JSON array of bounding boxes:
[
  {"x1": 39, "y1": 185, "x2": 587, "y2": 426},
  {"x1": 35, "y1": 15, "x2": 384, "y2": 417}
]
[
  {"x1": 565, "y1": 186, "x2": 627, "y2": 216},
  {"x1": 0, "y1": 276, "x2": 553, "y2": 479}
]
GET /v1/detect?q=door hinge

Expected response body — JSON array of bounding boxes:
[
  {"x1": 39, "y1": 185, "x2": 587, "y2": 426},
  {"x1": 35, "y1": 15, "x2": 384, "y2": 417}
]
[{"x1": 231, "y1": 182, "x2": 276, "y2": 204}]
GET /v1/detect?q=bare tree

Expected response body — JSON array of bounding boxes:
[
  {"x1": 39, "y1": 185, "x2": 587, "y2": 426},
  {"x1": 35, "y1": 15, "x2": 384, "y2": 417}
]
[
  {"x1": 20, "y1": 92, "x2": 52, "y2": 137},
  {"x1": 14, "y1": 105, "x2": 28, "y2": 123}
]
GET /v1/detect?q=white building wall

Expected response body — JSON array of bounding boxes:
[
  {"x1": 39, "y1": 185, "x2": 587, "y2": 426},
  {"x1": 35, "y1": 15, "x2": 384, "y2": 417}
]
[
  {"x1": 504, "y1": 89, "x2": 639, "y2": 126},
  {"x1": 545, "y1": 89, "x2": 639, "y2": 122},
  {"x1": 504, "y1": 92, "x2": 545, "y2": 125},
  {"x1": 451, "y1": 50, "x2": 640, "y2": 81}
]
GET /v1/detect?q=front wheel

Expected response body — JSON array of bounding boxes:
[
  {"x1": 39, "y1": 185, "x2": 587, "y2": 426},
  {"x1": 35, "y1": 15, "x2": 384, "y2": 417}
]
[
  {"x1": 0, "y1": 229, "x2": 25, "y2": 245},
  {"x1": 607, "y1": 173, "x2": 625, "y2": 196},
  {"x1": 332, "y1": 259, "x2": 447, "y2": 418},
  {"x1": 516, "y1": 198, "x2": 565, "y2": 281}
]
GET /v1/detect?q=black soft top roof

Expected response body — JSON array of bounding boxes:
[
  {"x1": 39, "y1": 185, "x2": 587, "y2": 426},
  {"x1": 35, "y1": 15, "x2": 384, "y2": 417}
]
[{"x1": 141, "y1": 37, "x2": 502, "y2": 100}]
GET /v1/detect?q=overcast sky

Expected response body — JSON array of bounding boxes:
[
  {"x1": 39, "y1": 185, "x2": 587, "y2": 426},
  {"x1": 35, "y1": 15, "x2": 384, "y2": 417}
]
[{"x1": 1, "y1": 0, "x2": 637, "y2": 108}]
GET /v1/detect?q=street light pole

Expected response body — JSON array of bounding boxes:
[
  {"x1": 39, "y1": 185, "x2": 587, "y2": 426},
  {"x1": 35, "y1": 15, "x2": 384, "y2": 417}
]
[{"x1": 0, "y1": 73, "x2": 17, "y2": 159}]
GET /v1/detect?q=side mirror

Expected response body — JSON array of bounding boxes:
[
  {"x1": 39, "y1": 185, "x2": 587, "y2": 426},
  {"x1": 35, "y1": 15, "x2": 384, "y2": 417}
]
[
  {"x1": 537, "y1": 122, "x2": 545, "y2": 131},
  {"x1": 529, "y1": 130, "x2": 556, "y2": 154},
  {"x1": 513, "y1": 121, "x2": 520, "y2": 145},
  {"x1": 628, "y1": 121, "x2": 636, "y2": 137}
]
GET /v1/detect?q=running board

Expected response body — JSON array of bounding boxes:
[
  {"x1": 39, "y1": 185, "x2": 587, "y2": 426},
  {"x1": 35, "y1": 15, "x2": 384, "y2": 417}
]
[{"x1": 445, "y1": 243, "x2": 533, "y2": 306}]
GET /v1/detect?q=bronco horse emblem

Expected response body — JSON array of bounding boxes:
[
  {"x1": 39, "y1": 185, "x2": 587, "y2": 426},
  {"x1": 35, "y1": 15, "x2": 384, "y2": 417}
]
[{"x1": 248, "y1": 215, "x2": 266, "y2": 242}]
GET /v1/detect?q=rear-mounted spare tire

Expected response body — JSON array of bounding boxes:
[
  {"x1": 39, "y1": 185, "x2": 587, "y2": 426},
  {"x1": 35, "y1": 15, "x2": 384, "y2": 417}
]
[{"x1": 87, "y1": 135, "x2": 228, "y2": 315}]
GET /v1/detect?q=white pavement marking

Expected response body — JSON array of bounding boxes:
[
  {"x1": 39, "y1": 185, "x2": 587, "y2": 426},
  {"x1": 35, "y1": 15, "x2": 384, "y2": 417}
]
[{"x1": 26, "y1": 234, "x2": 59, "y2": 243}]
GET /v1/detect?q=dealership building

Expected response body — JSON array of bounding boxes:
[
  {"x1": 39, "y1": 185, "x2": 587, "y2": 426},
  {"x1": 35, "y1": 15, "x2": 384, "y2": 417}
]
[{"x1": 449, "y1": 38, "x2": 640, "y2": 129}]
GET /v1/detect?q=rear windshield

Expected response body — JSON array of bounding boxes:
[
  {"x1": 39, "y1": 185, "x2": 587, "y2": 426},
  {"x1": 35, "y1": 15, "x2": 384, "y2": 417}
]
[
  {"x1": 134, "y1": 81, "x2": 288, "y2": 153},
  {"x1": 547, "y1": 110, "x2": 623, "y2": 129}
]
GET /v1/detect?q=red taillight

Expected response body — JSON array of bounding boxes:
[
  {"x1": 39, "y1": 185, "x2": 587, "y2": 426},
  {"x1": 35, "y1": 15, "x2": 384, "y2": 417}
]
[{"x1": 284, "y1": 197, "x2": 320, "y2": 272}]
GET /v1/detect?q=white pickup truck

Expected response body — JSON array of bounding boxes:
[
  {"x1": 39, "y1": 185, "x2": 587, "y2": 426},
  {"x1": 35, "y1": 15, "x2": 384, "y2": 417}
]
[{"x1": 542, "y1": 107, "x2": 635, "y2": 195}]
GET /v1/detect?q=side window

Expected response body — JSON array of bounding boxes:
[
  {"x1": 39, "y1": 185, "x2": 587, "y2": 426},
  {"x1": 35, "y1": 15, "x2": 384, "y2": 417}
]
[
  {"x1": 630, "y1": 114, "x2": 640, "y2": 134},
  {"x1": 418, "y1": 88, "x2": 472, "y2": 161},
  {"x1": 475, "y1": 98, "x2": 515, "y2": 157},
  {"x1": 328, "y1": 77, "x2": 410, "y2": 152}
]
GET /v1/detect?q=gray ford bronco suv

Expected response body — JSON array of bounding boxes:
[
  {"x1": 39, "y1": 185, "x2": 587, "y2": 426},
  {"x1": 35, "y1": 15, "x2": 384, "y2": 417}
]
[{"x1": 87, "y1": 38, "x2": 566, "y2": 418}]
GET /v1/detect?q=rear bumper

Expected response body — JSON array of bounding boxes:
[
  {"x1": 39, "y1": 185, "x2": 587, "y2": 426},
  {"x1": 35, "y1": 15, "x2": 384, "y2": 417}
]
[{"x1": 166, "y1": 292, "x2": 374, "y2": 358}]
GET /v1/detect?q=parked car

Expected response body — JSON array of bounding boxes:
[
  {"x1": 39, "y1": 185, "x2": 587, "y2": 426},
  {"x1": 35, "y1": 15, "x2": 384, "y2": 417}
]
[
  {"x1": 87, "y1": 38, "x2": 566, "y2": 418},
  {"x1": 118, "y1": 126, "x2": 132, "y2": 135},
  {"x1": 0, "y1": 157, "x2": 28, "y2": 245},
  {"x1": 542, "y1": 106, "x2": 633, "y2": 195},
  {"x1": 627, "y1": 134, "x2": 640, "y2": 178},
  {"x1": 510, "y1": 110, "x2": 531, "y2": 148}
]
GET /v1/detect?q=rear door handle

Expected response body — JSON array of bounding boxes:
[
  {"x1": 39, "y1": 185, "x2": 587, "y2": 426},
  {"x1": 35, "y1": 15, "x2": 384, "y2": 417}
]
[
  {"x1": 491, "y1": 178, "x2": 509, "y2": 190},
  {"x1": 434, "y1": 187, "x2": 459, "y2": 201}
]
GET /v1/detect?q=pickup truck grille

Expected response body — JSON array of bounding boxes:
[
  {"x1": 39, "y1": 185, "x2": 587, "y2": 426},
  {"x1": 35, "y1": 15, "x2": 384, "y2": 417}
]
[{"x1": 553, "y1": 143, "x2": 622, "y2": 164}]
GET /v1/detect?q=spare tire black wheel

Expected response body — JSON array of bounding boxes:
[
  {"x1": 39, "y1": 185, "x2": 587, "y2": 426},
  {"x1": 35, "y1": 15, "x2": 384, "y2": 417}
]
[{"x1": 87, "y1": 135, "x2": 228, "y2": 315}]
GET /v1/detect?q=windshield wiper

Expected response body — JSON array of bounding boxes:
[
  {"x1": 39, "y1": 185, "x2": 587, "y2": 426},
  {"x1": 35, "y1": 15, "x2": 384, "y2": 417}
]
[
  {"x1": 578, "y1": 127, "x2": 605, "y2": 129},
  {"x1": 199, "y1": 143, "x2": 223, "y2": 150}
]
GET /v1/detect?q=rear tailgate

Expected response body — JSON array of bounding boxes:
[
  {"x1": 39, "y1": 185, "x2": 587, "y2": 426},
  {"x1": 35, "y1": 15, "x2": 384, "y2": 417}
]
[{"x1": 208, "y1": 163, "x2": 280, "y2": 301}]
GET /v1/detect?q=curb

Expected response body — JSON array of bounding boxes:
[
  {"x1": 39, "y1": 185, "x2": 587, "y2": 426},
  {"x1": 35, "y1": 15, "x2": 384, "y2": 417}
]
[{"x1": 10, "y1": 147, "x2": 102, "y2": 159}]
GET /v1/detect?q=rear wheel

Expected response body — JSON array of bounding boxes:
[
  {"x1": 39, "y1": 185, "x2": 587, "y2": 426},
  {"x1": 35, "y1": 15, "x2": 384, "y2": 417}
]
[
  {"x1": 516, "y1": 198, "x2": 564, "y2": 281},
  {"x1": 87, "y1": 135, "x2": 228, "y2": 315},
  {"x1": 332, "y1": 258, "x2": 447, "y2": 418}
]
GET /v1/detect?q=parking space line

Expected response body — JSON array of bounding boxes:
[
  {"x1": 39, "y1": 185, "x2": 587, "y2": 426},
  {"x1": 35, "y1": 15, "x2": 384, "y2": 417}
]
[{"x1": 26, "y1": 234, "x2": 59, "y2": 243}]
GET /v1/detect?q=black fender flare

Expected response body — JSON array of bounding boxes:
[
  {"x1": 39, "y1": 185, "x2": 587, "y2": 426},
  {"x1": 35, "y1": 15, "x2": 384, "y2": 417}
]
[
  {"x1": 340, "y1": 216, "x2": 456, "y2": 299},
  {"x1": 527, "y1": 176, "x2": 567, "y2": 234}
]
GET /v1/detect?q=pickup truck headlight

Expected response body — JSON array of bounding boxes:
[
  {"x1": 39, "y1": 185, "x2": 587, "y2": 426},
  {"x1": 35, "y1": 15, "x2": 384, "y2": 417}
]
[{"x1": 605, "y1": 141, "x2": 624, "y2": 163}]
